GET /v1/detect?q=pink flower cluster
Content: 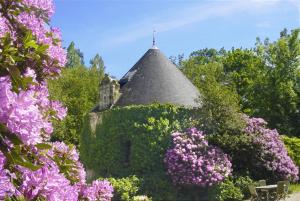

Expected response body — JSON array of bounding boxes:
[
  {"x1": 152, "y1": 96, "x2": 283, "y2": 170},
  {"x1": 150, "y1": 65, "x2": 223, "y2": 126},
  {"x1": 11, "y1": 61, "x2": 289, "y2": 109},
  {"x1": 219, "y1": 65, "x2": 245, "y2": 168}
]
[
  {"x1": 0, "y1": 0, "x2": 114, "y2": 200},
  {"x1": 19, "y1": 165, "x2": 79, "y2": 200},
  {"x1": 82, "y1": 180, "x2": 114, "y2": 201},
  {"x1": 0, "y1": 152, "x2": 17, "y2": 199},
  {"x1": 47, "y1": 142, "x2": 86, "y2": 183},
  {"x1": 0, "y1": 143, "x2": 114, "y2": 201},
  {"x1": 23, "y1": 0, "x2": 55, "y2": 17},
  {"x1": 245, "y1": 117, "x2": 299, "y2": 181},
  {"x1": 0, "y1": 73, "x2": 66, "y2": 145},
  {"x1": 0, "y1": 0, "x2": 66, "y2": 74},
  {"x1": 164, "y1": 128, "x2": 232, "y2": 187}
]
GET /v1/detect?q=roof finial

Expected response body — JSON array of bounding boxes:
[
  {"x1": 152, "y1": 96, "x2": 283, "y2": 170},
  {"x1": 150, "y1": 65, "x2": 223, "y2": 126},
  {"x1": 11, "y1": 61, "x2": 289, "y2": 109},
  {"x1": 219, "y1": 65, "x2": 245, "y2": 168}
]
[
  {"x1": 151, "y1": 30, "x2": 158, "y2": 49},
  {"x1": 153, "y1": 30, "x2": 156, "y2": 46}
]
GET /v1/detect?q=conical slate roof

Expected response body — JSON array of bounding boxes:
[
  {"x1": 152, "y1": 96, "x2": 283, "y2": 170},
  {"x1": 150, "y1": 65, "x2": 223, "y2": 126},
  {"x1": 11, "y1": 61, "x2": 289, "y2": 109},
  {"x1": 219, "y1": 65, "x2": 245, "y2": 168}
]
[{"x1": 115, "y1": 47, "x2": 200, "y2": 107}]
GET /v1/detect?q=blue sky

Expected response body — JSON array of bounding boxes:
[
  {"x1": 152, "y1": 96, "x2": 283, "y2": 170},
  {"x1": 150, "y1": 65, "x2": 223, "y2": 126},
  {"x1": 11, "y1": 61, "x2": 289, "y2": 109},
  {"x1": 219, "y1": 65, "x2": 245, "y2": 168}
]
[{"x1": 52, "y1": 0, "x2": 300, "y2": 78}]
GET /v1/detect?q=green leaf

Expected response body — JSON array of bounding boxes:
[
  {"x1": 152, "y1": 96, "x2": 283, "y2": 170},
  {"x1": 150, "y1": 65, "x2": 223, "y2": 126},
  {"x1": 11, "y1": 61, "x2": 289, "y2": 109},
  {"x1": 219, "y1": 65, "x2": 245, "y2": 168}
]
[
  {"x1": 35, "y1": 143, "x2": 52, "y2": 150},
  {"x1": 3, "y1": 133, "x2": 22, "y2": 145},
  {"x1": 25, "y1": 40, "x2": 38, "y2": 49},
  {"x1": 36, "y1": 44, "x2": 49, "y2": 54},
  {"x1": 17, "y1": 160, "x2": 41, "y2": 171}
]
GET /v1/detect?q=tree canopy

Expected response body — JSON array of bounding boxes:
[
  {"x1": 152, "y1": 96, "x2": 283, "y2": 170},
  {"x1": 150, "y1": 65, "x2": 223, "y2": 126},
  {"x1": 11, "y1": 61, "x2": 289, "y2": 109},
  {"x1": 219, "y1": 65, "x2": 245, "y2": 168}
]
[
  {"x1": 48, "y1": 52, "x2": 105, "y2": 145},
  {"x1": 66, "y1": 41, "x2": 85, "y2": 68},
  {"x1": 180, "y1": 28, "x2": 300, "y2": 137}
]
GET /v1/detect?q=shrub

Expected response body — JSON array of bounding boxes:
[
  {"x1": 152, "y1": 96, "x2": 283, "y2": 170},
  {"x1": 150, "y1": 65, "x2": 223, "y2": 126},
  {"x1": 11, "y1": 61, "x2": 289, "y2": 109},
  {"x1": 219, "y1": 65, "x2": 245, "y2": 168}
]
[
  {"x1": 244, "y1": 117, "x2": 299, "y2": 181},
  {"x1": 104, "y1": 176, "x2": 140, "y2": 201},
  {"x1": 233, "y1": 176, "x2": 254, "y2": 199},
  {"x1": 209, "y1": 116, "x2": 299, "y2": 182},
  {"x1": 207, "y1": 132, "x2": 257, "y2": 176},
  {"x1": 164, "y1": 128, "x2": 232, "y2": 187},
  {"x1": 208, "y1": 179, "x2": 244, "y2": 201},
  {"x1": 282, "y1": 135, "x2": 300, "y2": 168}
]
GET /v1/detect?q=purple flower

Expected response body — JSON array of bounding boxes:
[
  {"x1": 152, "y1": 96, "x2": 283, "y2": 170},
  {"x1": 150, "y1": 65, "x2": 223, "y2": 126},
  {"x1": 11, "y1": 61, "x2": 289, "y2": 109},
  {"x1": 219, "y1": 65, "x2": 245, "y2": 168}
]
[
  {"x1": 0, "y1": 1, "x2": 113, "y2": 200},
  {"x1": 165, "y1": 128, "x2": 232, "y2": 187},
  {"x1": 47, "y1": 142, "x2": 86, "y2": 184},
  {"x1": 81, "y1": 180, "x2": 114, "y2": 201},
  {"x1": 244, "y1": 116, "x2": 299, "y2": 181},
  {"x1": 19, "y1": 165, "x2": 78, "y2": 201},
  {"x1": 0, "y1": 152, "x2": 17, "y2": 199}
]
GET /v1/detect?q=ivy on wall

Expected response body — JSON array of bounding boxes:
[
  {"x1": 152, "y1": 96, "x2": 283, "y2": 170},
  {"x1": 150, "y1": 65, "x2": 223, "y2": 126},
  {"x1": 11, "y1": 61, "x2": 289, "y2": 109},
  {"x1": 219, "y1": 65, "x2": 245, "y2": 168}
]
[{"x1": 80, "y1": 104, "x2": 197, "y2": 200}]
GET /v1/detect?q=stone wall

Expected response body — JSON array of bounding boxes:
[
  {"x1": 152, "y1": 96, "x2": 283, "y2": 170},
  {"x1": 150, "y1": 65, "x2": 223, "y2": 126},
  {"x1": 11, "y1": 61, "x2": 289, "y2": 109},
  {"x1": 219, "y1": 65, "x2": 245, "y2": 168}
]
[{"x1": 98, "y1": 74, "x2": 120, "y2": 111}]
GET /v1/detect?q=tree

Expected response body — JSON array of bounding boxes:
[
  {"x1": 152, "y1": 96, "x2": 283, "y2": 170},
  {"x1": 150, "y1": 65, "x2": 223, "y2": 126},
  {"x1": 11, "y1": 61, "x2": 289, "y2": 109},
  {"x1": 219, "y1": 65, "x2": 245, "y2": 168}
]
[
  {"x1": 222, "y1": 48, "x2": 266, "y2": 114},
  {"x1": 181, "y1": 59, "x2": 244, "y2": 134},
  {"x1": 90, "y1": 53, "x2": 104, "y2": 70},
  {"x1": 253, "y1": 29, "x2": 300, "y2": 135},
  {"x1": 189, "y1": 48, "x2": 226, "y2": 65},
  {"x1": 48, "y1": 65, "x2": 104, "y2": 145},
  {"x1": 183, "y1": 29, "x2": 300, "y2": 136},
  {"x1": 66, "y1": 41, "x2": 85, "y2": 68},
  {"x1": 169, "y1": 53, "x2": 184, "y2": 68}
]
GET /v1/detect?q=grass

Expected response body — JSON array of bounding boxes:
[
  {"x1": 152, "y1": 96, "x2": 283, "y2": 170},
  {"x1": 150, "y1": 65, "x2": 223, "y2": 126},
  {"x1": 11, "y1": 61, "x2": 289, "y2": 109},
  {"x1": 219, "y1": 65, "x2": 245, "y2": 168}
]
[{"x1": 289, "y1": 183, "x2": 300, "y2": 193}]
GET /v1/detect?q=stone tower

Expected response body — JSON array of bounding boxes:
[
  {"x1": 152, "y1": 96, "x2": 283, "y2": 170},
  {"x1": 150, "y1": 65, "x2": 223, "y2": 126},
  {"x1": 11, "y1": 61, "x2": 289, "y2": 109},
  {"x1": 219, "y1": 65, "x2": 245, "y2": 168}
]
[
  {"x1": 98, "y1": 74, "x2": 120, "y2": 111},
  {"x1": 93, "y1": 46, "x2": 200, "y2": 112}
]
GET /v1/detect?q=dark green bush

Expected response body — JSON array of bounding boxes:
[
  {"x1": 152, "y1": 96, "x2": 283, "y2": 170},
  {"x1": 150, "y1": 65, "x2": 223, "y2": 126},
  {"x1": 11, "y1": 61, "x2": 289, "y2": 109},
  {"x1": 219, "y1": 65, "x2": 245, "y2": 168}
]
[
  {"x1": 207, "y1": 132, "x2": 259, "y2": 176},
  {"x1": 208, "y1": 179, "x2": 244, "y2": 201},
  {"x1": 103, "y1": 176, "x2": 140, "y2": 201},
  {"x1": 80, "y1": 104, "x2": 197, "y2": 200}
]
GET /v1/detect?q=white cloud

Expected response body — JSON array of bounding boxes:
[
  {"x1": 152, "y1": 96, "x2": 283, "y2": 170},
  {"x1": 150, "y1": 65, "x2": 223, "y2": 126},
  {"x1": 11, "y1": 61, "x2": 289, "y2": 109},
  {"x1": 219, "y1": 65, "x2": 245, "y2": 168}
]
[{"x1": 99, "y1": 0, "x2": 286, "y2": 48}]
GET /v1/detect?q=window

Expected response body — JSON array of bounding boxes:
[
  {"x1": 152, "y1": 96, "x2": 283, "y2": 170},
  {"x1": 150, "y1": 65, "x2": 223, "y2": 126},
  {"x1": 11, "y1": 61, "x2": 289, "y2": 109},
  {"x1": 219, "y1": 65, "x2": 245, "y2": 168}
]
[{"x1": 122, "y1": 140, "x2": 131, "y2": 166}]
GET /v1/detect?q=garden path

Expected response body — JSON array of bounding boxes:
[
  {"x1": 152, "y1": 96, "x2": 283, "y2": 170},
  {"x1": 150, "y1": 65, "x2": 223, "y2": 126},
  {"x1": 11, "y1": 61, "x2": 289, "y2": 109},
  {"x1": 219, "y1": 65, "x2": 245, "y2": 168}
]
[
  {"x1": 244, "y1": 192, "x2": 300, "y2": 201},
  {"x1": 287, "y1": 192, "x2": 300, "y2": 201}
]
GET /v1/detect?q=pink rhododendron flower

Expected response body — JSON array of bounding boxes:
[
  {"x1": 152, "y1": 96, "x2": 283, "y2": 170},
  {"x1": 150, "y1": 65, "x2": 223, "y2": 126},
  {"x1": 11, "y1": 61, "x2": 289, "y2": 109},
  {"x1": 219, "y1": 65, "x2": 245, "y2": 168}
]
[
  {"x1": 0, "y1": 0, "x2": 114, "y2": 200},
  {"x1": 82, "y1": 180, "x2": 114, "y2": 201},
  {"x1": 244, "y1": 116, "x2": 299, "y2": 181},
  {"x1": 165, "y1": 128, "x2": 232, "y2": 187}
]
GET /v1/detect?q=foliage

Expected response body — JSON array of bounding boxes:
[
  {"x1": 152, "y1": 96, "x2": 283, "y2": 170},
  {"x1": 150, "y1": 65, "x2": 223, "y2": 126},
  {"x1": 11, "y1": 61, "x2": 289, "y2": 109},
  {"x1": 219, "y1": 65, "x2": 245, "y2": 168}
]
[
  {"x1": 104, "y1": 176, "x2": 140, "y2": 201},
  {"x1": 208, "y1": 117, "x2": 299, "y2": 182},
  {"x1": 164, "y1": 128, "x2": 232, "y2": 187},
  {"x1": 208, "y1": 179, "x2": 244, "y2": 201},
  {"x1": 181, "y1": 29, "x2": 300, "y2": 137},
  {"x1": 48, "y1": 65, "x2": 104, "y2": 145},
  {"x1": 66, "y1": 41, "x2": 84, "y2": 68},
  {"x1": 169, "y1": 53, "x2": 184, "y2": 67},
  {"x1": 80, "y1": 104, "x2": 196, "y2": 201},
  {"x1": 233, "y1": 176, "x2": 254, "y2": 199},
  {"x1": 0, "y1": 0, "x2": 113, "y2": 200},
  {"x1": 182, "y1": 61, "x2": 245, "y2": 133},
  {"x1": 207, "y1": 132, "x2": 257, "y2": 177},
  {"x1": 253, "y1": 29, "x2": 300, "y2": 135},
  {"x1": 188, "y1": 48, "x2": 226, "y2": 65},
  {"x1": 132, "y1": 195, "x2": 152, "y2": 201},
  {"x1": 282, "y1": 135, "x2": 300, "y2": 168},
  {"x1": 90, "y1": 53, "x2": 105, "y2": 71},
  {"x1": 222, "y1": 48, "x2": 266, "y2": 115}
]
